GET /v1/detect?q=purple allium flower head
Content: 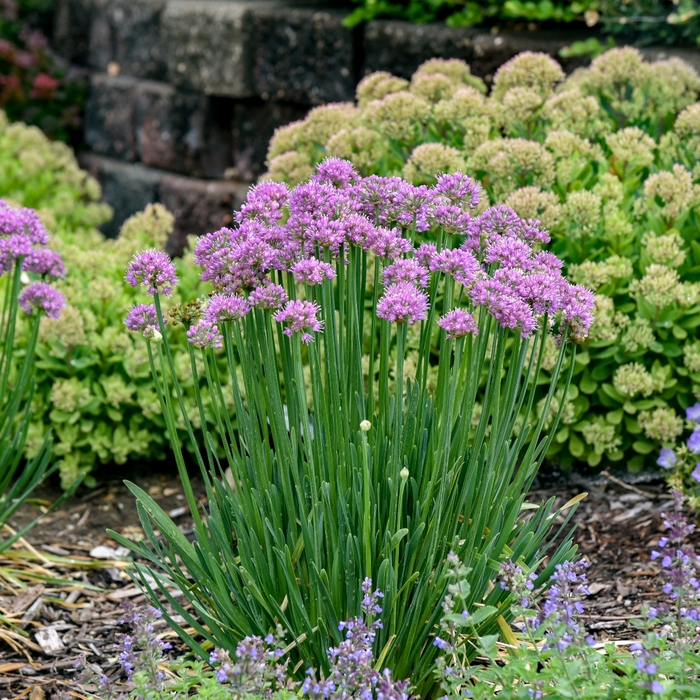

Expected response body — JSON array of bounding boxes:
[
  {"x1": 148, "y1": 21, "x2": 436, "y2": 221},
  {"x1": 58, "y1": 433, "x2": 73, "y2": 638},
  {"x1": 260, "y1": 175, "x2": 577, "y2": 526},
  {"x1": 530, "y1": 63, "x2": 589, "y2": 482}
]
[
  {"x1": 472, "y1": 206, "x2": 550, "y2": 249},
  {"x1": 485, "y1": 237, "x2": 533, "y2": 270},
  {"x1": 433, "y1": 172, "x2": 480, "y2": 209},
  {"x1": 291, "y1": 257, "x2": 336, "y2": 285},
  {"x1": 0, "y1": 234, "x2": 33, "y2": 275},
  {"x1": 312, "y1": 158, "x2": 359, "y2": 189},
  {"x1": 559, "y1": 284, "x2": 595, "y2": 343},
  {"x1": 687, "y1": 402, "x2": 700, "y2": 424},
  {"x1": 125, "y1": 249, "x2": 178, "y2": 296},
  {"x1": 342, "y1": 213, "x2": 376, "y2": 246},
  {"x1": 429, "y1": 247, "x2": 481, "y2": 287},
  {"x1": 657, "y1": 448, "x2": 677, "y2": 470},
  {"x1": 204, "y1": 294, "x2": 249, "y2": 325},
  {"x1": 124, "y1": 304, "x2": 158, "y2": 333},
  {"x1": 364, "y1": 226, "x2": 412, "y2": 259},
  {"x1": 383, "y1": 258, "x2": 430, "y2": 288},
  {"x1": 22, "y1": 247, "x2": 66, "y2": 278},
  {"x1": 187, "y1": 320, "x2": 223, "y2": 349},
  {"x1": 692, "y1": 464, "x2": 700, "y2": 483},
  {"x1": 249, "y1": 282, "x2": 288, "y2": 310},
  {"x1": 438, "y1": 309, "x2": 479, "y2": 339},
  {"x1": 415, "y1": 242, "x2": 437, "y2": 268},
  {"x1": 532, "y1": 251, "x2": 564, "y2": 273},
  {"x1": 377, "y1": 282, "x2": 429, "y2": 325},
  {"x1": 428, "y1": 204, "x2": 473, "y2": 235},
  {"x1": 0, "y1": 200, "x2": 50, "y2": 244},
  {"x1": 236, "y1": 182, "x2": 290, "y2": 225},
  {"x1": 471, "y1": 279, "x2": 537, "y2": 338},
  {"x1": 19, "y1": 282, "x2": 65, "y2": 319},
  {"x1": 688, "y1": 429, "x2": 700, "y2": 454},
  {"x1": 274, "y1": 300, "x2": 324, "y2": 343}
]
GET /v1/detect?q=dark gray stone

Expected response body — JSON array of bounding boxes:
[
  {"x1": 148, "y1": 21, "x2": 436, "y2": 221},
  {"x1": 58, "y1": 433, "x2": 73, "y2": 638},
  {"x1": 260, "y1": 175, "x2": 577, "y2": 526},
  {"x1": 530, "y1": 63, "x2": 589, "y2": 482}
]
[
  {"x1": 159, "y1": 174, "x2": 249, "y2": 255},
  {"x1": 79, "y1": 154, "x2": 163, "y2": 238},
  {"x1": 161, "y1": 1, "x2": 264, "y2": 97},
  {"x1": 134, "y1": 82, "x2": 234, "y2": 178},
  {"x1": 53, "y1": 0, "x2": 93, "y2": 65},
  {"x1": 85, "y1": 74, "x2": 138, "y2": 160},
  {"x1": 232, "y1": 99, "x2": 307, "y2": 181},
  {"x1": 249, "y1": 5, "x2": 355, "y2": 105},
  {"x1": 363, "y1": 21, "x2": 593, "y2": 84},
  {"x1": 88, "y1": 0, "x2": 166, "y2": 80},
  {"x1": 363, "y1": 21, "x2": 478, "y2": 80}
]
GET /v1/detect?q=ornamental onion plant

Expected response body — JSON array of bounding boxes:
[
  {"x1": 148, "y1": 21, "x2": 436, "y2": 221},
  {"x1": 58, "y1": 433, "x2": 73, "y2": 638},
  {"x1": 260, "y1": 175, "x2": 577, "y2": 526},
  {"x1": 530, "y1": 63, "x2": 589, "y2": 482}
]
[
  {"x1": 0, "y1": 199, "x2": 74, "y2": 551},
  {"x1": 114, "y1": 160, "x2": 593, "y2": 695}
]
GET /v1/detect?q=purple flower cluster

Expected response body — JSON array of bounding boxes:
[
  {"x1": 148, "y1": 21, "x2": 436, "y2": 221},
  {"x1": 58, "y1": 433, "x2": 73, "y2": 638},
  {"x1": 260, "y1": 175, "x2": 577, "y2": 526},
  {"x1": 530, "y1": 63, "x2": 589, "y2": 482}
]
[
  {"x1": 124, "y1": 303, "x2": 158, "y2": 335},
  {"x1": 657, "y1": 401, "x2": 700, "y2": 482},
  {"x1": 209, "y1": 633, "x2": 292, "y2": 694},
  {"x1": 301, "y1": 579, "x2": 410, "y2": 700},
  {"x1": 650, "y1": 491, "x2": 700, "y2": 621},
  {"x1": 1, "y1": 200, "x2": 65, "y2": 319},
  {"x1": 19, "y1": 282, "x2": 65, "y2": 319},
  {"x1": 115, "y1": 601, "x2": 171, "y2": 684},
  {"x1": 125, "y1": 159, "x2": 592, "y2": 349},
  {"x1": 125, "y1": 249, "x2": 178, "y2": 296}
]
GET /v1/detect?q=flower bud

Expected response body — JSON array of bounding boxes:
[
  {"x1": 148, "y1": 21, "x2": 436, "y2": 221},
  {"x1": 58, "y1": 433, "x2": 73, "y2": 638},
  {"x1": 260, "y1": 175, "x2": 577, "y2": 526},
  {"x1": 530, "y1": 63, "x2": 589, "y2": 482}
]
[
  {"x1": 360, "y1": 419, "x2": 371, "y2": 432},
  {"x1": 143, "y1": 325, "x2": 162, "y2": 342},
  {"x1": 400, "y1": 467, "x2": 409, "y2": 481}
]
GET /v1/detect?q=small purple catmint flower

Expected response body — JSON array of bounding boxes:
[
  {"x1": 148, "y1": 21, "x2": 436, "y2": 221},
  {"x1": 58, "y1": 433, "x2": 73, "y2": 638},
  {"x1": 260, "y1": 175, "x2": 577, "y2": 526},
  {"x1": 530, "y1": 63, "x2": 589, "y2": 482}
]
[
  {"x1": 125, "y1": 249, "x2": 178, "y2": 296},
  {"x1": 0, "y1": 234, "x2": 33, "y2": 275},
  {"x1": 124, "y1": 304, "x2": 158, "y2": 334},
  {"x1": 433, "y1": 172, "x2": 480, "y2": 209},
  {"x1": 383, "y1": 258, "x2": 430, "y2": 288},
  {"x1": 19, "y1": 282, "x2": 65, "y2": 319},
  {"x1": 291, "y1": 257, "x2": 336, "y2": 286},
  {"x1": 692, "y1": 464, "x2": 700, "y2": 482},
  {"x1": 274, "y1": 300, "x2": 324, "y2": 343},
  {"x1": 22, "y1": 248, "x2": 66, "y2": 278},
  {"x1": 312, "y1": 157, "x2": 359, "y2": 189},
  {"x1": 236, "y1": 182, "x2": 290, "y2": 225},
  {"x1": 688, "y1": 429, "x2": 700, "y2": 454},
  {"x1": 0, "y1": 200, "x2": 50, "y2": 244},
  {"x1": 187, "y1": 319, "x2": 223, "y2": 349},
  {"x1": 204, "y1": 294, "x2": 249, "y2": 325},
  {"x1": 687, "y1": 402, "x2": 700, "y2": 424},
  {"x1": 438, "y1": 309, "x2": 479, "y2": 339},
  {"x1": 249, "y1": 282, "x2": 288, "y2": 310},
  {"x1": 499, "y1": 561, "x2": 538, "y2": 608},
  {"x1": 559, "y1": 283, "x2": 595, "y2": 343},
  {"x1": 377, "y1": 282, "x2": 429, "y2": 325},
  {"x1": 657, "y1": 448, "x2": 677, "y2": 469}
]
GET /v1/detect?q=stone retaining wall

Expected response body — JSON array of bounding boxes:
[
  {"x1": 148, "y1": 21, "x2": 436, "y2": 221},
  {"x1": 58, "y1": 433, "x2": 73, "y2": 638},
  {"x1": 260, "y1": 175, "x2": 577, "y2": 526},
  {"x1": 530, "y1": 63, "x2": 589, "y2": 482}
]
[{"x1": 52, "y1": 0, "x2": 700, "y2": 247}]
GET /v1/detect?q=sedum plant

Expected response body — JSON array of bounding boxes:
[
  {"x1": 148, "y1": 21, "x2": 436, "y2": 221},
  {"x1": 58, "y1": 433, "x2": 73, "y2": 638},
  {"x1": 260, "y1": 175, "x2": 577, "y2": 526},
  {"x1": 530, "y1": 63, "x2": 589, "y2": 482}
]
[
  {"x1": 264, "y1": 48, "x2": 700, "y2": 472},
  {"x1": 111, "y1": 160, "x2": 592, "y2": 694},
  {"x1": 0, "y1": 199, "x2": 77, "y2": 550}
]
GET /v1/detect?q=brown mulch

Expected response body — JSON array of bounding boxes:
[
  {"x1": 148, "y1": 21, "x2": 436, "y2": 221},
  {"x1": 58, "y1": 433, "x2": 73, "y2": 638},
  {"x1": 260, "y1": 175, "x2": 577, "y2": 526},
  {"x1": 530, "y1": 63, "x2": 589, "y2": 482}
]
[{"x1": 0, "y1": 467, "x2": 695, "y2": 697}]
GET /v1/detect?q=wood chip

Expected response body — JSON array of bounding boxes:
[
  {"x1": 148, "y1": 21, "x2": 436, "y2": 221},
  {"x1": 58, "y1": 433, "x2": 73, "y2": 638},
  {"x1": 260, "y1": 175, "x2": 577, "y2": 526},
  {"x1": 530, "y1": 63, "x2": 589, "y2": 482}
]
[
  {"x1": 0, "y1": 585, "x2": 44, "y2": 616},
  {"x1": 34, "y1": 628, "x2": 65, "y2": 655}
]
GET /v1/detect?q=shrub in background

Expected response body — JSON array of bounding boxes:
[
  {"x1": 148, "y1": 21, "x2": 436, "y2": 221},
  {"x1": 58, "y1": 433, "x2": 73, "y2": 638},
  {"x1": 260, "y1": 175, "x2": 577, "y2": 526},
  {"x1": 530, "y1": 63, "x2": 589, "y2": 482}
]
[
  {"x1": 0, "y1": 199, "x2": 78, "y2": 551},
  {"x1": 112, "y1": 161, "x2": 591, "y2": 694},
  {"x1": 265, "y1": 48, "x2": 700, "y2": 473},
  {"x1": 0, "y1": 0, "x2": 86, "y2": 142}
]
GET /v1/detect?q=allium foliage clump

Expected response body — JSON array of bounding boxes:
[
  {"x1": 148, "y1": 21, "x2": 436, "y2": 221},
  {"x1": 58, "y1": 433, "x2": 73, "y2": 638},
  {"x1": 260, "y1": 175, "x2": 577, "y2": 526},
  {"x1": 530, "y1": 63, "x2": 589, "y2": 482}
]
[
  {"x1": 115, "y1": 162, "x2": 589, "y2": 694},
  {"x1": 264, "y1": 47, "x2": 700, "y2": 473}
]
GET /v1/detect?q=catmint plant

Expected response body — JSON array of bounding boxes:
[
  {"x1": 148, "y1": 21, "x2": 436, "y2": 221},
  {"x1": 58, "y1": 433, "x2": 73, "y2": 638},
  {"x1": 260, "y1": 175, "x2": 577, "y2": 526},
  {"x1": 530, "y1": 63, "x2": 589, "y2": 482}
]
[
  {"x1": 0, "y1": 198, "x2": 76, "y2": 551},
  {"x1": 114, "y1": 160, "x2": 591, "y2": 694}
]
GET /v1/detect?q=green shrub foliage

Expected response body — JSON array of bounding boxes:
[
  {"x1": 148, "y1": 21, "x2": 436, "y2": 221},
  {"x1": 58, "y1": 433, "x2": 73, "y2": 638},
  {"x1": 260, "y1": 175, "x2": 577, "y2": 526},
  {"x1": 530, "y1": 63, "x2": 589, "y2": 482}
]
[{"x1": 265, "y1": 48, "x2": 700, "y2": 471}]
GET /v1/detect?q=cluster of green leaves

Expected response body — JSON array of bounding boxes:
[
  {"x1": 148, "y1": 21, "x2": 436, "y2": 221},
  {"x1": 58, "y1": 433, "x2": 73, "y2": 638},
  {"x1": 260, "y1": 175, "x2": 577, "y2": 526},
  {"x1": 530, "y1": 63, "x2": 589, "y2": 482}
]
[
  {"x1": 265, "y1": 48, "x2": 700, "y2": 472},
  {"x1": 1, "y1": 0, "x2": 86, "y2": 142}
]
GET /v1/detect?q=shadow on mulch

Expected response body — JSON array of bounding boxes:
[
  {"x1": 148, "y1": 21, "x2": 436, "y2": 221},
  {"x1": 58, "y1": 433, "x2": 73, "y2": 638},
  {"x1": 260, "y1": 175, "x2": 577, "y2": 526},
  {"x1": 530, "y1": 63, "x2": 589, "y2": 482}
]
[{"x1": 0, "y1": 466, "x2": 695, "y2": 697}]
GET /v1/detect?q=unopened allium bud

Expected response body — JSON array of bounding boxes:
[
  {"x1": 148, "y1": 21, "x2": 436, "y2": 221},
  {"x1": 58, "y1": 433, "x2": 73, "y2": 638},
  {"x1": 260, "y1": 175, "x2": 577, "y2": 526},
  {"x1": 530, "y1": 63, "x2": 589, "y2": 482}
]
[
  {"x1": 143, "y1": 326, "x2": 162, "y2": 342},
  {"x1": 360, "y1": 420, "x2": 371, "y2": 432},
  {"x1": 400, "y1": 467, "x2": 409, "y2": 481}
]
